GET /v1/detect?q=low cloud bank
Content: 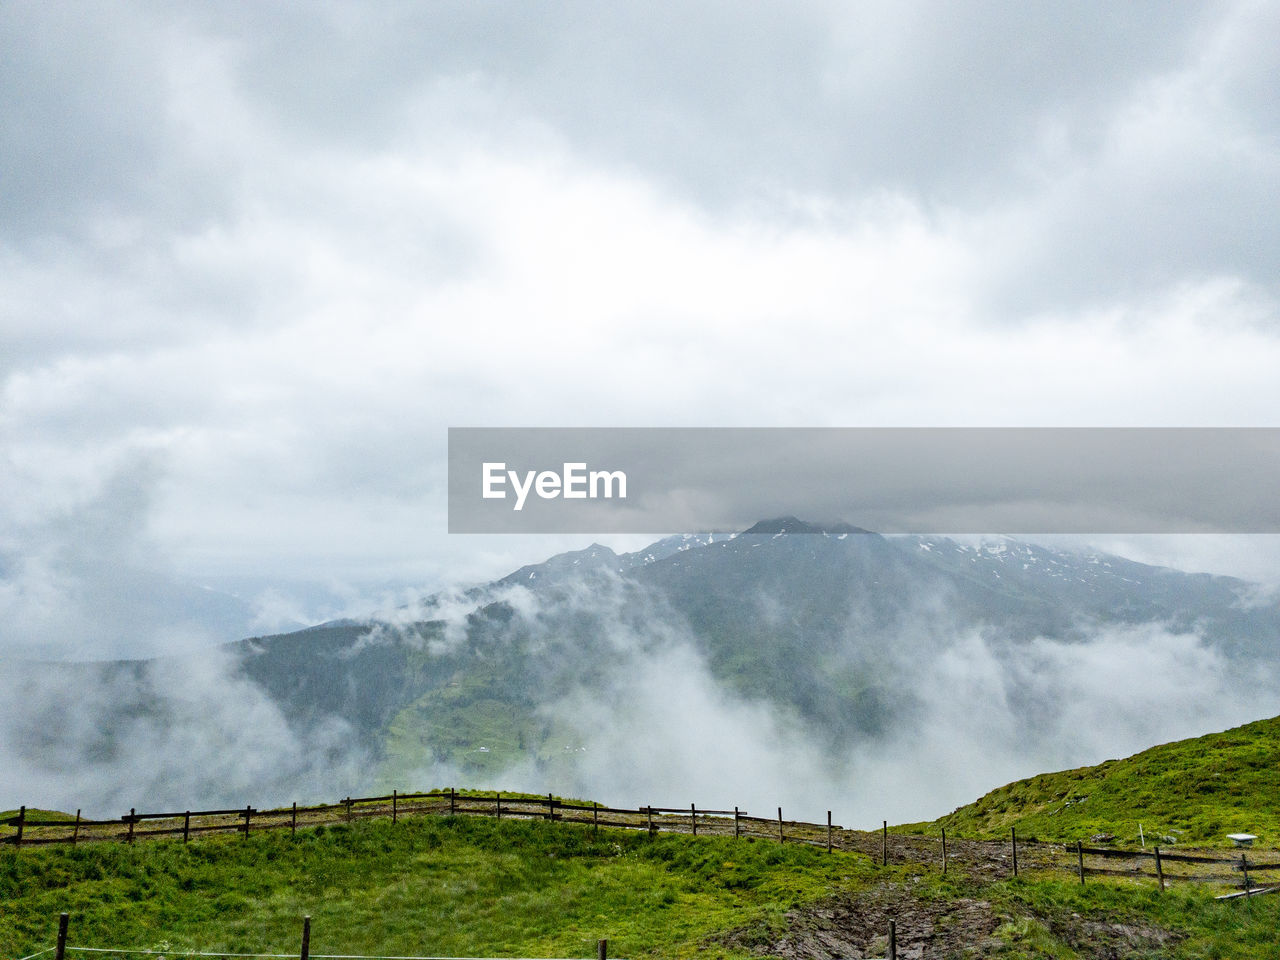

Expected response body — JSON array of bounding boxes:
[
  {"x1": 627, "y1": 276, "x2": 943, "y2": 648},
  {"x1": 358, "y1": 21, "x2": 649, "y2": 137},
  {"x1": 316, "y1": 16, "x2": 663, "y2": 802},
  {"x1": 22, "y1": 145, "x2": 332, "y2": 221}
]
[
  {"x1": 0, "y1": 457, "x2": 265, "y2": 661},
  {"x1": 0, "y1": 647, "x2": 366, "y2": 816},
  {"x1": 519, "y1": 623, "x2": 1273, "y2": 828},
  {"x1": 5, "y1": 571, "x2": 1277, "y2": 827},
  {"x1": 391, "y1": 578, "x2": 1280, "y2": 828}
]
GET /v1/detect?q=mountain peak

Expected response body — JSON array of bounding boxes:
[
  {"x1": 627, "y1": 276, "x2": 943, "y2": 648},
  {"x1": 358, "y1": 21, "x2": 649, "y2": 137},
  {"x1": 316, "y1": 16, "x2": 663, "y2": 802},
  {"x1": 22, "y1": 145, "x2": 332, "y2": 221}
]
[{"x1": 741, "y1": 516, "x2": 875, "y2": 536}]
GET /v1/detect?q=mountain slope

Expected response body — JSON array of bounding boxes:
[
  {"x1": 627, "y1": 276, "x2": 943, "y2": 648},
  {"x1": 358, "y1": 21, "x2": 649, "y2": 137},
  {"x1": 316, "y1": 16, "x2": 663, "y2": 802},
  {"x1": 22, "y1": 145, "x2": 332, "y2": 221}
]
[
  {"x1": 229, "y1": 520, "x2": 1280, "y2": 798},
  {"x1": 934, "y1": 714, "x2": 1280, "y2": 845},
  {"x1": 14, "y1": 519, "x2": 1280, "y2": 819}
]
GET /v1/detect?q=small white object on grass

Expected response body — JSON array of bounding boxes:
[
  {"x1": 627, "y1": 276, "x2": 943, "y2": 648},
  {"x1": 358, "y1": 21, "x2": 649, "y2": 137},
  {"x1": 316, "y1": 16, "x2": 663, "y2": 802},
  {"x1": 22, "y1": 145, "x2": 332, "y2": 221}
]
[{"x1": 1227, "y1": 833, "x2": 1258, "y2": 847}]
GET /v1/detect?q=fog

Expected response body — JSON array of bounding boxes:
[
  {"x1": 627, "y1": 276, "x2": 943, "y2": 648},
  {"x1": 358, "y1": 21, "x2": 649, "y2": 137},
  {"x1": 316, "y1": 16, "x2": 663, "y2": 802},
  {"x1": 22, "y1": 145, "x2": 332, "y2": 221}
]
[
  {"x1": 378, "y1": 569, "x2": 1280, "y2": 829},
  {"x1": 533, "y1": 621, "x2": 1273, "y2": 829},
  {"x1": 0, "y1": 648, "x2": 367, "y2": 816},
  {"x1": 4, "y1": 546, "x2": 1277, "y2": 829}
]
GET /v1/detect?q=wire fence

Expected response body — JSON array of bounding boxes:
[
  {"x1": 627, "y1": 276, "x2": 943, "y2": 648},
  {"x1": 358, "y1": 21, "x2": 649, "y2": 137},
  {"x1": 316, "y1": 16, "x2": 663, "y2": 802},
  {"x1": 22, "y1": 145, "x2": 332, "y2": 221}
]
[{"x1": 24, "y1": 915, "x2": 621, "y2": 960}]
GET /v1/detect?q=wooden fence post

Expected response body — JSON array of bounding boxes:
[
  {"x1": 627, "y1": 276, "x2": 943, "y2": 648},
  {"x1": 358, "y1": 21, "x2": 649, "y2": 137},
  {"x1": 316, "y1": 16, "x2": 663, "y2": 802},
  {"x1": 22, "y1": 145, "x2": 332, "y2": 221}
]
[
  {"x1": 14, "y1": 806, "x2": 24, "y2": 849},
  {"x1": 734, "y1": 806, "x2": 740, "y2": 839},
  {"x1": 888, "y1": 918, "x2": 897, "y2": 960},
  {"x1": 882, "y1": 821, "x2": 888, "y2": 866},
  {"x1": 127, "y1": 809, "x2": 135, "y2": 843},
  {"x1": 392, "y1": 790, "x2": 398, "y2": 825},
  {"x1": 55, "y1": 912, "x2": 69, "y2": 960},
  {"x1": 344, "y1": 798, "x2": 352, "y2": 823},
  {"x1": 941, "y1": 827, "x2": 947, "y2": 876},
  {"x1": 1077, "y1": 841, "x2": 1085, "y2": 885},
  {"x1": 1241, "y1": 853, "x2": 1251, "y2": 892},
  {"x1": 183, "y1": 811, "x2": 191, "y2": 843},
  {"x1": 646, "y1": 806, "x2": 654, "y2": 835},
  {"x1": 777, "y1": 807, "x2": 783, "y2": 844},
  {"x1": 72, "y1": 809, "x2": 81, "y2": 846},
  {"x1": 1154, "y1": 846, "x2": 1164, "y2": 891},
  {"x1": 291, "y1": 802, "x2": 297, "y2": 836},
  {"x1": 691, "y1": 804, "x2": 697, "y2": 837},
  {"x1": 300, "y1": 916, "x2": 311, "y2": 960},
  {"x1": 244, "y1": 805, "x2": 252, "y2": 837},
  {"x1": 1011, "y1": 827, "x2": 1018, "y2": 877},
  {"x1": 827, "y1": 811, "x2": 832, "y2": 853},
  {"x1": 549, "y1": 794, "x2": 557, "y2": 822},
  {"x1": 593, "y1": 802, "x2": 599, "y2": 836},
  {"x1": 596, "y1": 938, "x2": 607, "y2": 960}
]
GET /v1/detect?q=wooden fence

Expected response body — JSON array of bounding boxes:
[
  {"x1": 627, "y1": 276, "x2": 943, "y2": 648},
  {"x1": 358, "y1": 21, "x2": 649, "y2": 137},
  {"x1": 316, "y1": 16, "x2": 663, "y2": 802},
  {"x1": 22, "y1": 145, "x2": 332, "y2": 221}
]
[
  {"x1": 0, "y1": 793, "x2": 841, "y2": 851},
  {"x1": 1067, "y1": 839, "x2": 1278, "y2": 898},
  {"x1": 4, "y1": 794, "x2": 1274, "y2": 896}
]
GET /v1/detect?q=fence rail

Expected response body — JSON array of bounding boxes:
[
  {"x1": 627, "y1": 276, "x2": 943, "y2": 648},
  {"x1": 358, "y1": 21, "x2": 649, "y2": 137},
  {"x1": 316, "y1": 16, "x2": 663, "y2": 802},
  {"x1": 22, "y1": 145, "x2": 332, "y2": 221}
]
[{"x1": 4, "y1": 795, "x2": 1275, "y2": 895}]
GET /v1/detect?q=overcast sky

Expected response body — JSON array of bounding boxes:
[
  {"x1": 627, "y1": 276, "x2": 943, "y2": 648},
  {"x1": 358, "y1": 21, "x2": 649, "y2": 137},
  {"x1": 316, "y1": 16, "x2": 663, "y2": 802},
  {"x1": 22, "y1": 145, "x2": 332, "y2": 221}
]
[{"x1": 3, "y1": 1, "x2": 1280, "y2": 658}]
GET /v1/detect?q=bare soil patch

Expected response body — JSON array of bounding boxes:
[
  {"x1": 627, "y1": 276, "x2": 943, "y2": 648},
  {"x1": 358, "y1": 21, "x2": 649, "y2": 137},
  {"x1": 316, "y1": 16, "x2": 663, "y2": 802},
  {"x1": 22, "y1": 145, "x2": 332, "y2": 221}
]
[{"x1": 720, "y1": 881, "x2": 1001, "y2": 959}]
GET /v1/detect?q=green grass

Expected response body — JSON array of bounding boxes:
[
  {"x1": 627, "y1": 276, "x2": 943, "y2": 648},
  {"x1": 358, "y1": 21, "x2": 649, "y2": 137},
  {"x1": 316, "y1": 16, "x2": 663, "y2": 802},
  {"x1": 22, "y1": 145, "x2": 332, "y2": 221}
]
[
  {"x1": 896, "y1": 867, "x2": 1280, "y2": 959},
  {"x1": 988, "y1": 874, "x2": 1280, "y2": 959},
  {"x1": 377, "y1": 673, "x2": 589, "y2": 786},
  {"x1": 6, "y1": 808, "x2": 1280, "y2": 959},
  {"x1": 10, "y1": 712, "x2": 1280, "y2": 960},
  {"x1": 0, "y1": 814, "x2": 871, "y2": 960},
  {"x1": 932, "y1": 714, "x2": 1280, "y2": 846},
  {"x1": 0, "y1": 809, "x2": 78, "y2": 824}
]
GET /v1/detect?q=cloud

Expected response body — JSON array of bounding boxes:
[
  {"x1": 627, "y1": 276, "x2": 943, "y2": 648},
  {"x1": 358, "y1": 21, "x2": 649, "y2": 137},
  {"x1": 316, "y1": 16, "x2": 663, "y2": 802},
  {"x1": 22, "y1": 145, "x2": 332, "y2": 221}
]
[
  {"x1": 537, "y1": 621, "x2": 1278, "y2": 826},
  {"x1": 4, "y1": 145, "x2": 1277, "y2": 594},
  {"x1": 6, "y1": 0, "x2": 1280, "y2": 838},
  {"x1": 3, "y1": 526, "x2": 1275, "y2": 824},
  {"x1": 0, "y1": 0, "x2": 1276, "y2": 642},
  {"x1": 0, "y1": 647, "x2": 365, "y2": 815},
  {"x1": 0, "y1": 4, "x2": 177, "y2": 241},
  {"x1": 0, "y1": 453, "x2": 252, "y2": 660},
  {"x1": 544, "y1": 641, "x2": 834, "y2": 815},
  {"x1": 864, "y1": 625, "x2": 1268, "y2": 821},
  {"x1": 158, "y1": 2, "x2": 1231, "y2": 217},
  {"x1": 374, "y1": 568, "x2": 1280, "y2": 827}
]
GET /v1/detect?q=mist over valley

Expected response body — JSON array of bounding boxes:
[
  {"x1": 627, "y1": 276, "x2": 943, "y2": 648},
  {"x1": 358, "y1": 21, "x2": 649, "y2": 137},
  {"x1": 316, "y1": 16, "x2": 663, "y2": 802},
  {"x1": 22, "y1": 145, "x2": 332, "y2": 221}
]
[{"x1": 6, "y1": 519, "x2": 1278, "y2": 828}]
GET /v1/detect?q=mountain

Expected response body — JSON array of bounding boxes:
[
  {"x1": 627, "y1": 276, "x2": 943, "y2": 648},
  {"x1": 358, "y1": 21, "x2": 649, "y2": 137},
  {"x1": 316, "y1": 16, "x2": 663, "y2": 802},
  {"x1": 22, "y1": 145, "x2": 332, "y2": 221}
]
[
  {"x1": 10, "y1": 518, "x2": 1279, "y2": 817},
  {"x1": 229, "y1": 520, "x2": 1280, "y2": 795}
]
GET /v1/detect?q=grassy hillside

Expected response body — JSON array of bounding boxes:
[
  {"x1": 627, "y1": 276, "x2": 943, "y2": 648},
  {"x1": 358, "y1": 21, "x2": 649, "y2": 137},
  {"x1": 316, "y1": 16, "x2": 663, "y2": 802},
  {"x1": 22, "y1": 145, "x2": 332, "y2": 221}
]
[
  {"x1": 934, "y1": 715, "x2": 1280, "y2": 845},
  {"x1": 0, "y1": 808, "x2": 77, "y2": 824},
  {"x1": 0, "y1": 814, "x2": 868, "y2": 960},
  {"x1": 5, "y1": 801, "x2": 1280, "y2": 958}
]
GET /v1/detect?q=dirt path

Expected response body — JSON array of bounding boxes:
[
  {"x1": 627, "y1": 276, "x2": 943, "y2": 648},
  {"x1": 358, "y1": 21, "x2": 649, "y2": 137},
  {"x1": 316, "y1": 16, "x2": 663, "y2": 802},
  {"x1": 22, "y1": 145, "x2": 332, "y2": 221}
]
[{"x1": 830, "y1": 828, "x2": 1063, "y2": 880}]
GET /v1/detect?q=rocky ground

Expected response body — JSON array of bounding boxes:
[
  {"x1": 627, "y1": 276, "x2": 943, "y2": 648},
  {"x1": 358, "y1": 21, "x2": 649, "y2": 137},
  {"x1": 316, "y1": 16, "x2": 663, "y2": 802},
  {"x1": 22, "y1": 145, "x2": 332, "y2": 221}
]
[
  {"x1": 716, "y1": 830, "x2": 1186, "y2": 959},
  {"x1": 723, "y1": 881, "x2": 1000, "y2": 959}
]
